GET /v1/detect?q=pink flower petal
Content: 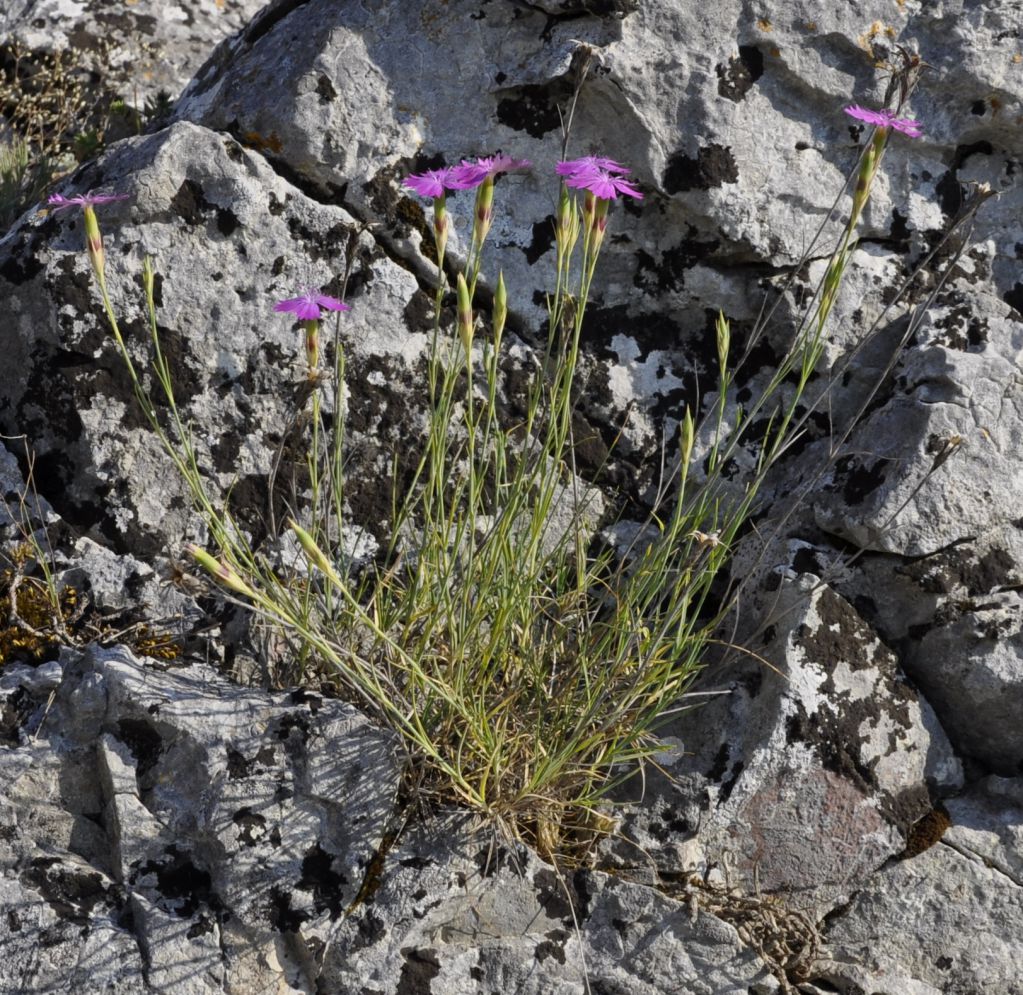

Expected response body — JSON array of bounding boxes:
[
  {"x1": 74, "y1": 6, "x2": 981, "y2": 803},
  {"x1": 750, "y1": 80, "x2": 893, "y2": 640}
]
[
  {"x1": 274, "y1": 290, "x2": 350, "y2": 321},
  {"x1": 556, "y1": 156, "x2": 630, "y2": 178},
  {"x1": 844, "y1": 104, "x2": 921, "y2": 138}
]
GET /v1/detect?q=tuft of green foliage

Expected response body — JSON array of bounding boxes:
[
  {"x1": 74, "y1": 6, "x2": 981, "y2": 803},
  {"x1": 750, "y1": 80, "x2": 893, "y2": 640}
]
[
  {"x1": 57, "y1": 53, "x2": 987, "y2": 862},
  {"x1": 0, "y1": 138, "x2": 54, "y2": 229}
]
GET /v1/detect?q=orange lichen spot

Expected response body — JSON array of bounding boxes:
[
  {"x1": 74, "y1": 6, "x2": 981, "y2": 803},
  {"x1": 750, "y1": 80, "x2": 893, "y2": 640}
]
[
  {"x1": 902, "y1": 806, "x2": 951, "y2": 858},
  {"x1": 757, "y1": 18, "x2": 773, "y2": 32},
  {"x1": 769, "y1": 45, "x2": 781, "y2": 58},
  {"x1": 242, "y1": 131, "x2": 284, "y2": 154},
  {"x1": 1012, "y1": 53, "x2": 1022, "y2": 65},
  {"x1": 885, "y1": 25, "x2": 897, "y2": 38},
  {"x1": 858, "y1": 20, "x2": 889, "y2": 56},
  {"x1": 805, "y1": 21, "x2": 818, "y2": 31},
  {"x1": 989, "y1": 96, "x2": 1002, "y2": 114}
]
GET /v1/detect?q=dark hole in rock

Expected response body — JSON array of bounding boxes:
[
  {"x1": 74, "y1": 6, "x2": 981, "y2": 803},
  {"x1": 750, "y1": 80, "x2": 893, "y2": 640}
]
[
  {"x1": 226, "y1": 746, "x2": 254, "y2": 779},
  {"x1": 350, "y1": 909, "x2": 386, "y2": 951},
  {"x1": 830, "y1": 454, "x2": 888, "y2": 504},
  {"x1": 397, "y1": 947, "x2": 441, "y2": 995},
  {"x1": 299, "y1": 843, "x2": 348, "y2": 918},
  {"x1": 662, "y1": 144, "x2": 738, "y2": 193},
  {"x1": 233, "y1": 807, "x2": 268, "y2": 847},
  {"x1": 170, "y1": 178, "x2": 214, "y2": 226},
  {"x1": 496, "y1": 81, "x2": 573, "y2": 139},
  {"x1": 934, "y1": 141, "x2": 993, "y2": 216},
  {"x1": 707, "y1": 742, "x2": 731, "y2": 781},
  {"x1": 187, "y1": 914, "x2": 216, "y2": 938},
  {"x1": 115, "y1": 718, "x2": 164, "y2": 784},
  {"x1": 135, "y1": 845, "x2": 221, "y2": 919},
  {"x1": 274, "y1": 711, "x2": 310, "y2": 743},
  {"x1": 473, "y1": 844, "x2": 513, "y2": 879},
  {"x1": 716, "y1": 45, "x2": 764, "y2": 102},
  {"x1": 0, "y1": 688, "x2": 33, "y2": 743},
  {"x1": 316, "y1": 73, "x2": 338, "y2": 103},
  {"x1": 535, "y1": 927, "x2": 568, "y2": 963},
  {"x1": 524, "y1": 214, "x2": 556, "y2": 264},
  {"x1": 215, "y1": 208, "x2": 240, "y2": 237},
  {"x1": 268, "y1": 885, "x2": 308, "y2": 932},
  {"x1": 532, "y1": 867, "x2": 574, "y2": 924},
  {"x1": 1003, "y1": 281, "x2": 1023, "y2": 316},
  {"x1": 288, "y1": 687, "x2": 322, "y2": 712}
]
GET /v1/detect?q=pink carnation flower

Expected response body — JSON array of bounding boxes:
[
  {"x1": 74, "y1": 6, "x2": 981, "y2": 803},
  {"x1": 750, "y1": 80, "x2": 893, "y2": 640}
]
[
  {"x1": 274, "y1": 289, "x2": 350, "y2": 321},
  {"x1": 556, "y1": 156, "x2": 630, "y2": 178},
  {"x1": 48, "y1": 191, "x2": 131, "y2": 211},
  {"x1": 564, "y1": 167, "x2": 643, "y2": 201},
  {"x1": 449, "y1": 154, "x2": 531, "y2": 189},
  {"x1": 844, "y1": 104, "x2": 922, "y2": 138},
  {"x1": 403, "y1": 167, "x2": 473, "y2": 199}
]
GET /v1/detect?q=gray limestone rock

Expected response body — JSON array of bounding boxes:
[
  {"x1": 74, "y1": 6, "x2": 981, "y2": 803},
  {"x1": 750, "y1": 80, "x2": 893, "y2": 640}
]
[
  {"x1": 812, "y1": 289, "x2": 1023, "y2": 556},
  {"x1": 0, "y1": 118, "x2": 426, "y2": 553},
  {"x1": 1, "y1": 643, "x2": 401, "y2": 995},
  {"x1": 317, "y1": 816, "x2": 779, "y2": 995},
  {"x1": 0, "y1": 0, "x2": 268, "y2": 109},
  {"x1": 908, "y1": 592, "x2": 1023, "y2": 773},
  {"x1": 818, "y1": 778, "x2": 1023, "y2": 995},
  {"x1": 604, "y1": 575, "x2": 963, "y2": 921},
  {"x1": 1, "y1": 0, "x2": 1022, "y2": 992}
]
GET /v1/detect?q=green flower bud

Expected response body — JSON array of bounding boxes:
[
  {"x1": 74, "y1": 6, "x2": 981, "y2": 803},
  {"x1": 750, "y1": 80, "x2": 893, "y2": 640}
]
[{"x1": 457, "y1": 272, "x2": 473, "y2": 354}]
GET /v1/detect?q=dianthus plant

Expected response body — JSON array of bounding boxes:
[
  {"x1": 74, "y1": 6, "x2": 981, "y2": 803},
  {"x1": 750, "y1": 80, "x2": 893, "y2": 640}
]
[{"x1": 57, "y1": 55, "x2": 987, "y2": 860}]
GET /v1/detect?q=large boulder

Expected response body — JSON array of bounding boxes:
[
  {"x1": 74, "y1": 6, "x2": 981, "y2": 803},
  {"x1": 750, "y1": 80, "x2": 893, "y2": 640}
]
[
  {"x1": 0, "y1": 642, "x2": 401, "y2": 995},
  {"x1": 601, "y1": 573, "x2": 963, "y2": 920},
  {"x1": 0, "y1": 119, "x2": 427, "y2": 555},
  {"x1": 815, "y1": 776, "x2": 1023, "y2": 995},
  {"x1": 0, "y1": 0, "x2": 268, "y2": 109},
  {"x1": 1, "y1": 0, "x2": 1022, "y2": 993}
]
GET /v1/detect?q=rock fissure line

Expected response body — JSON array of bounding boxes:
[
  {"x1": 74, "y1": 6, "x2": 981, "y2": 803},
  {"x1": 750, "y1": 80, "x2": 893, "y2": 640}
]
[{"x1": 940, "y1": 839, "x2": 1023, "y2": 890}]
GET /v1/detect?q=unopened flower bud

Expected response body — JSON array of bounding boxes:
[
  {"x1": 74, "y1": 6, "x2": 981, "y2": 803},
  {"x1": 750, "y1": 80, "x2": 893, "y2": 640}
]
[
  {"x1": 457, "y1": 273, "x2": 473, "y2": 354},
  {"x1": 472, "y1": 177, "x2": 495, "y2": 247},
  {"x1": 493, "y1": 271, "x2": 507, "y2": 345},
  {"x1": 303, "y1": 319, "x2": 320, "y2": 376},
  {"x1": 590, "y1": 197, "x2": 610, "y2": 252},
  {"x1": 715, "y1": 311, "x2": 730, "y2": 372},
  {"x1": 582, "y1": 189, "x2": 596, "y2": 233},
  {"x1": 851, "y1": 129, "x2": 886, "y2": 228},
  {"x1": 185, "y1": 543, "x2": 257, "y2": 599},
  {"x1": 289, "y1": 520, "x2": 343, "y2": 586},
  {"x1": 679, "y1": 407, "x2": 695, "y2": 470},
  {"x1": 433, "y1": 192, "x2": 449, "y2": 261},
  {"x1": 83, "y1": 205, "x2": 105, "y2": 282}
]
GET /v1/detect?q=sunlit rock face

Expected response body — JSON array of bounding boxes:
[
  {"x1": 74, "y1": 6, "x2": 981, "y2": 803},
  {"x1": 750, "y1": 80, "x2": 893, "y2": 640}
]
[
  {"x1": 0, "y1": 0, "x2": 268, "y2": 107},
  {"x1": 1, "y1": 1, "x2": 1022, "y2": 993}
]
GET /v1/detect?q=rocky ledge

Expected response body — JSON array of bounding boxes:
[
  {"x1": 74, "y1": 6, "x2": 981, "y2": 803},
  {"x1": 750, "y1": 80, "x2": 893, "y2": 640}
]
[{"x1": 2, "y1": 1, "x2": 1022, "y2": 993}]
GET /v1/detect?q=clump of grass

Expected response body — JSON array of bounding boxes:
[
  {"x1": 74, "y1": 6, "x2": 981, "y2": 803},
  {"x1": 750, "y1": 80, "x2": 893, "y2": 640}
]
[
  {"x1": 0, "y1": 137, "x2": 54, "y2": 229},
  {"x1": 46, "y1": 52, "x2": 985, "y2": 861}
]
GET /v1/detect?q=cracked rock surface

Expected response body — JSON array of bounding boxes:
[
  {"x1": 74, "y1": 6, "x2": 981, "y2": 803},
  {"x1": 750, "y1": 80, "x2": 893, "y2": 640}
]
[
  {"x1": 1, "y1": 642, "x2": 401, "y2": 995},
  {"x1": 2, "y1": 0, "x2": 1023, "y2": 993}
]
